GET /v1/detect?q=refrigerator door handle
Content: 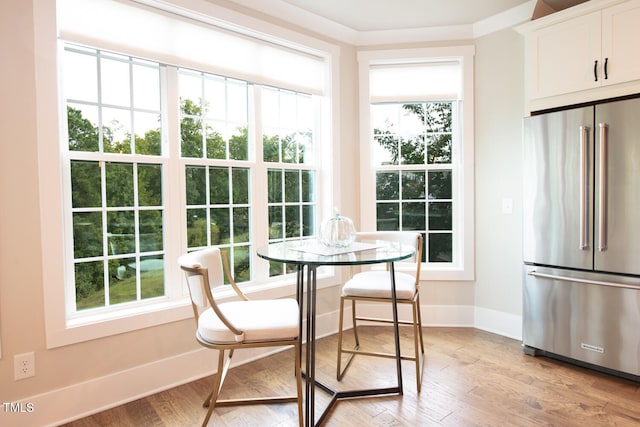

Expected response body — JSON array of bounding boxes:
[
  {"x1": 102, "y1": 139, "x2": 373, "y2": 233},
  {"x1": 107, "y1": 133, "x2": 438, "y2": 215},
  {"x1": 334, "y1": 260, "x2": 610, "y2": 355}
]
[
  {"x1": 579, "y1": 125, "x2": 589, "y2": 250},
  {"x1": 599, "y1": 123, "x2": 608, "y2": 252},
  {"x1": 527, "y1": 270, "x2": 639, "y2": 290}
]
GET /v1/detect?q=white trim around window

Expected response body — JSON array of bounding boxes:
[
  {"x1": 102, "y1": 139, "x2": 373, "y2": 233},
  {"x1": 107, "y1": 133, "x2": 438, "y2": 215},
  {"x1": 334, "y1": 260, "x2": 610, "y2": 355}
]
[
  {"x1": 36, "y1": 0, "x2": 342, "y2": 348},
  {"x1": 357, "y1": 46, "x2": 475, "y2": 281}
]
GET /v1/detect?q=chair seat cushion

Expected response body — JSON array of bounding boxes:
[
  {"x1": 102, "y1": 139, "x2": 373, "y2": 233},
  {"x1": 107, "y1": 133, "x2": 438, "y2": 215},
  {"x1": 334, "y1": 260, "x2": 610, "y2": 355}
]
[
  {"x1": 198, "y1": 298, "x2": 299, "y2": 344},
  {"x1": 342, "y1": 271, "x2": 416, "y2": 300}
]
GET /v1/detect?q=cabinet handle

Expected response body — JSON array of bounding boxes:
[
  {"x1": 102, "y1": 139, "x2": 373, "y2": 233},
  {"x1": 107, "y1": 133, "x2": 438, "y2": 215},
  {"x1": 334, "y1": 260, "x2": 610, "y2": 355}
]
[
  {"x1": 604, "y1": 57, "x2": 608, "y2": 80},
  {"x1": 594, "y1": 59, "x2": 598, "y2": 81}
]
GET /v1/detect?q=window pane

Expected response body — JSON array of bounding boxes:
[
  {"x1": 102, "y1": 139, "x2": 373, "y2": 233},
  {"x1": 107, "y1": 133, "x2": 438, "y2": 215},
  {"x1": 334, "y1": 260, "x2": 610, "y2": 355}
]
[
  {"x1": 402, "y1": 202, "x2": 426, "y2": 230},
  {"x1": 233, "y1": 207, "x2": 250, "y2": 243},
  {"x1": 263, "y1": 133, "x2": 280, "y2": 162},
  {"x1": 227, "y1": 80, "x2": 248, "y2": 123},
  {"x1": 282, "y1": 133, "x2": 297, "y2": 163},
  {"x1": 206, "y1": 121, "x2": 227, "y2": 159},
  {"x1": 376, "y1": 171, "x2": 399, "y2": 200},
  {"x1": 75, "y1": 261, "x2": 104, "y2": 310},
  {"x1": 107, "y1": 211, "x2": 135, "y2": 255},
  {"x1": 285, "y1": 170, "x2": 300, "y2": 203},
  {"x1": 229, "y1": 126, "x2": 248, "y2": 161},
  {"x1": 429, "y1": 201, "x2": 452, "y2": 230},
  {"x1": 429, "y1": 233, "x2": 452, "y2": 262},
  {"x1": 133, "y1": 112, "x2": 162, "y2": 156},
  {"x1": 373, "y1": 133, "x2": 398, "y2": 166},
  {"x1": 204, "y1": 76, "x2": 225, "y2": 119},
  {"x1": 376, "y1": 203, "x2": 399, "y2": 231},
  {"x1": 298, "y1": 132, "x2": 312, "y2": 164},
  {"x1": 427, "y1": 134, "x2": 452, "y2": 164},
  {"x1": 402, "y1": 171, "x2": 425, "y2": 199},
  {"x1": 140, "y1": 255, "x2": 165, "y2": 299},
  {"x1": 209, "y1": 167, "x2": 229, "y2": 204},
  {"x1": 232, "y1": 168, "x2": 249, "y2": 204},
  {"x1": 428, "y1": 170, "x2": 452, "y2": 199},
  {"x1": 101, "y1": 56, "x2": 130, "y2": 107},
  {"x1": 400, "y1": 136, "x2": 425, "y2": 165},
  {"x1": 187, "y1": 208, "x2": 206, "y2": 247},
  {"x1": 180, "y1": 114, "x2": 203, "y2": 158},
  {"x1": 68, "y1": 105, "x2": 99, "y2": 152},
  {"x1": 211, "y1": 208, "x2": 230, "y2": 245},
  {"x1": 186, "y1": 166, "x2": 206, "y2": 205},
  {"x1": 233, "y1": 246, "x2": 251, "y2": 282},
  {"x1": 424, "y1": 102, "x2": 452, "y2": 132},
  {"x1": 132, "y1": 63, "x2": 160, "y2": 111},
  {"x1": 109, "y1": 257, "x2": 136, "y2": 305},
  {"x1": 302, "y1": 170, "x2": 314, "y2": 202},
  {"x1": 105, "y1": 163, "x2": 134, "y2": 207},
  {"x1": 138, "y1": 164, "x2": 162, "y2": 206},
  {"x1": 268, "y1": 169, "x2": 282, "y2": 203},
  {"x1": 303, "y1": 205, "x2": 315, "y2": 237},
  {"x1": 102, "y1": 107, "x2": 132, "y2": 154},
  {"x1": 269, "y1": 206, "x2": 283, "y2": 239},
  {"x1": 64, "y1": 48, "x2": 98, "y2": 103},
  {"x1": 71, "y1": 160, "x2": 102, "y2": 208},
  {"x1": 139, "y1": 210, "x2": 163, "y2": 252},
  {"x1": 73, "y1": 212, "x2": 103, "y2": 258},
  {"x1": 285, "y1": 205, "x2": 300, "y2": 238}
]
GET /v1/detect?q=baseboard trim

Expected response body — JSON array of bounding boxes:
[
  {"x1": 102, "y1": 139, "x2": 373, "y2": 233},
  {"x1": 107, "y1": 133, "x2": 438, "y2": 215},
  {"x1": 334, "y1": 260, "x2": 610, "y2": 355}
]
[{"x1": 4, "y1": 305, "x2": 521, "y2": 426}]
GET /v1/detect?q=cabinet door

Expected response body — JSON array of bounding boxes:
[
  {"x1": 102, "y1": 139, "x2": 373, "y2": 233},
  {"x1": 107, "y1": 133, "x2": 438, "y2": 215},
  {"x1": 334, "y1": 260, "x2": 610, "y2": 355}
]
[
  {"x1": 531, "y1": 11, "x2": 601, "y2": 99},
  {"x1": 602, "y1": 0, "x2": 640, "y2": 85}
]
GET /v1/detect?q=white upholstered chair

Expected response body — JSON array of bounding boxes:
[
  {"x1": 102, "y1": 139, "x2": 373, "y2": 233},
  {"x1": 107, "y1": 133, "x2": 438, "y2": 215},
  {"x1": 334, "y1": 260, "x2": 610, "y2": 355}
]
[
  {"x1": 336, "y1": 231, "x2": 425, "y2": 392},
  {"x1": 178, "y1": 247, "x2": 303, "y2": 426}
]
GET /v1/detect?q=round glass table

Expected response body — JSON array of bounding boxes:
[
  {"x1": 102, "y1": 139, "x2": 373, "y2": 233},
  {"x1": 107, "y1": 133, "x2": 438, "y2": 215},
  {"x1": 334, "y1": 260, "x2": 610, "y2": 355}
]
[{"x1": 257, "y1": 239, "x2": 415, "y2": 426}]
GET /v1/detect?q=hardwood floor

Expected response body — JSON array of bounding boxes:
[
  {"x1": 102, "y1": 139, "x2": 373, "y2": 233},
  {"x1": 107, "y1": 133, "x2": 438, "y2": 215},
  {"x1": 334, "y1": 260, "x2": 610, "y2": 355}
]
[{"x1": 62, "y1": 327, "x2": 640, "y2": 426}]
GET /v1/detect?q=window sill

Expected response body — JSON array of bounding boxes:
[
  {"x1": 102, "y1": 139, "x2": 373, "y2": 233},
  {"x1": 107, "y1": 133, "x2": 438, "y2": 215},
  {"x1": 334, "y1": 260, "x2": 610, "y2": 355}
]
[{"x1": 48, "y1": 268, "x2": 342, "y2": 349}]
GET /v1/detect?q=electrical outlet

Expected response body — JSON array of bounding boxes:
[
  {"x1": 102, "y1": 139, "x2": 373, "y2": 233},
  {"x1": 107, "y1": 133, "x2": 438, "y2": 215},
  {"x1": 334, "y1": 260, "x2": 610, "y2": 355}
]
[{"x1": 14, "y1": 352, "x2": 35, "y2": 380}]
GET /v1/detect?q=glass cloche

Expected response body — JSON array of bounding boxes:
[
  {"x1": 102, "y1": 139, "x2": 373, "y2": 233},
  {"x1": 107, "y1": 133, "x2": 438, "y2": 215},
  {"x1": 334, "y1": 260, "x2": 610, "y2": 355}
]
[{"x1": 320, "y1": 211, "x2": 356, "y2": 248}]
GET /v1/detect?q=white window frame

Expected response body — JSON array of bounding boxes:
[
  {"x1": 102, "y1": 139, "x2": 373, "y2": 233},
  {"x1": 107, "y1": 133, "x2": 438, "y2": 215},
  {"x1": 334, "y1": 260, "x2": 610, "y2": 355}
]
[
  {"x1": 357, "y1": 47, "x2": 475, "y2": 281},
  {"x1": 35, "y1": 0, "x2": 341, "y2": 348}
]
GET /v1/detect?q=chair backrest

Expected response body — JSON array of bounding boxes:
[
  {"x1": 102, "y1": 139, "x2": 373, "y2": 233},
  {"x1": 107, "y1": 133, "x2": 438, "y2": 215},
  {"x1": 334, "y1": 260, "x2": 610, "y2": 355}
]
[
  {"x1": 178, "y1": 247, "x2": 225, "y2": 317},
  {"x1": 356, "y1": 231, "x2": 423, "y2": 282}
]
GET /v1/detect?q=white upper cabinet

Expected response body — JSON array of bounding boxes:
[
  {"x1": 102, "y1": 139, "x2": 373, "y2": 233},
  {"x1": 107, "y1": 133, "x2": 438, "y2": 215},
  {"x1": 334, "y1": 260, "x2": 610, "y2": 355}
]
[
  {"x1": 519, "y1": 0, "x2": 640, "y2": 112},
  {"x1": 601, "y1": 0, "x2": 640, "y2": 85},
  {"x1": 530, "y1": 11, "x2": 601, "y2": 99}
]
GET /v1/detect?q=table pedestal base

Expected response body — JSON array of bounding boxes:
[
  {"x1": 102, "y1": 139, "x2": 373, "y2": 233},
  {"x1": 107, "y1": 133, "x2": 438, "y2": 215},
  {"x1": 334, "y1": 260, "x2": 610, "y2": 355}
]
[{"x1": 297, "y1": 265, "x2": 404, "y2": 426}]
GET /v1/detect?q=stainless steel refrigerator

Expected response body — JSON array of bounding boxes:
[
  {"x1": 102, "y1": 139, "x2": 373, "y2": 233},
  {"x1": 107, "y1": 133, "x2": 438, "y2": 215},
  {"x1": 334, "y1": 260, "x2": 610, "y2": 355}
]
[{"x1": 522, "y1": 97, "x2": 640, "y2": 380}]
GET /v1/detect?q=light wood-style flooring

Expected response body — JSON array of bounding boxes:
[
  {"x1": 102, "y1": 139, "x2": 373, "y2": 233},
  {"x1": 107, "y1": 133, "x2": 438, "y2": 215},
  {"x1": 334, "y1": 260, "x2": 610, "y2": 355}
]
[{"x1": 62, "y1": 327, "x2": 640, "y2": 426}]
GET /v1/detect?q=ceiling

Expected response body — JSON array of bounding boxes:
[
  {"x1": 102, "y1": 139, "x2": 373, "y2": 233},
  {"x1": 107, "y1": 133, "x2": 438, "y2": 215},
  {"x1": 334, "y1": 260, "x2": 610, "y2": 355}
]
[{"x1": 227, "y1": 0, "x2": 589, "y2": 33}]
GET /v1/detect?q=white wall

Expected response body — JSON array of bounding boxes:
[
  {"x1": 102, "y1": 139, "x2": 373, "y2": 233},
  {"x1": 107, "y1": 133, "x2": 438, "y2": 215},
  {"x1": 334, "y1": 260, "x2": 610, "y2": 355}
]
[{"x1": 473, "y1": 28, "x2": 525, "y2": 338}]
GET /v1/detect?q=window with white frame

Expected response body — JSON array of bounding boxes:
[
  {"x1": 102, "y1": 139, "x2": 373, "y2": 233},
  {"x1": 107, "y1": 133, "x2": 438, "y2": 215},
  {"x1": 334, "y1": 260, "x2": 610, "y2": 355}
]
[
  {"x1": 64, "y1": 45, "x2": 166, "y2": 311},
  {"x1": 358, "y1": 48, "x2": 475, "y2": 280},
  {"x1": 61, "y1": 44, "x2": 321, "y2": 315},
  {"x1": 43, "y1": 0, "x2": 335, "y2": 345}
]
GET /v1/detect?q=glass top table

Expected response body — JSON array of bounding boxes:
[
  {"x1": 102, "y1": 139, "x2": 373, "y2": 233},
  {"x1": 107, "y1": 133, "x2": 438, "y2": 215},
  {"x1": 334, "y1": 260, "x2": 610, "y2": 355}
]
[
  {"x1": 257, "y1": 238, "x2": 415, "y2": 266},
  {"x1": 257, "y1": 238, "x2": 415, "y2": 426}
]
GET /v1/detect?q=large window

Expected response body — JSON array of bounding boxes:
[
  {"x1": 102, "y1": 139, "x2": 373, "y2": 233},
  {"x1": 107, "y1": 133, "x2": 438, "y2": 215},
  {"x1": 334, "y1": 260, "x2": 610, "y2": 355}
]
[
  {"x1": 40, "y1": 0, "x2": 336, "y2": 347},
  {"x1": 358, "y1": 48, "x2": 475, "y2": 280},
  {"x1": 64, "y1": 46, "x2": 166, "y2": 311},
  {"x1": 62, "y1": 45, "x2": 321, "y2": 317},
  {"x1": 372, "y1": 102, "x2": 454, "y2": 263}
]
